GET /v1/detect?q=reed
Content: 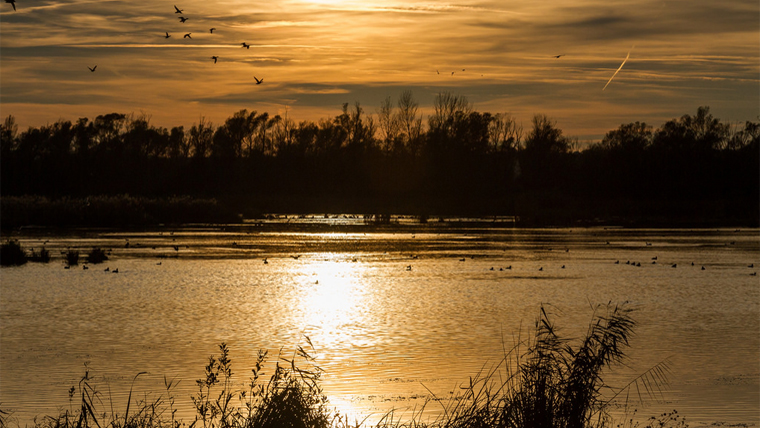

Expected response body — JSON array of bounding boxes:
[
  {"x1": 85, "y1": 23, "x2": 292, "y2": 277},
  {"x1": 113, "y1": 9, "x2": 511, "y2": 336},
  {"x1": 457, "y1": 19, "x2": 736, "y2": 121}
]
[{"x1": 0, "y1": 304, "x2": 679, "y2": 428}]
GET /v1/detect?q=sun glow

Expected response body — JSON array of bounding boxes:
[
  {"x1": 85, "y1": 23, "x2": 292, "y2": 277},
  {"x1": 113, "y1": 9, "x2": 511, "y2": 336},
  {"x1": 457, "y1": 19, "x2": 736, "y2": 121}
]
[{"x1": 298, "y1": 254, "x2": 371, "y2": 349}]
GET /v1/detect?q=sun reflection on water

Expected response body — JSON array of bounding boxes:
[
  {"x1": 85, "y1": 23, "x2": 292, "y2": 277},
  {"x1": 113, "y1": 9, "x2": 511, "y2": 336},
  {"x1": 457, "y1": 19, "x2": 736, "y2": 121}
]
[{"x1": 297, "y1": 253, "x2": 371, "y2": 349}]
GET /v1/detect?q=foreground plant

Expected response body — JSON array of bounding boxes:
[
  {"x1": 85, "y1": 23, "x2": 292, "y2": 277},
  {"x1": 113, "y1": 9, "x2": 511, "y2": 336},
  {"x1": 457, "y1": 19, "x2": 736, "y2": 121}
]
[
  {"x1": 426, "y1": 303, "x2": 671, "y2": 428},
  {"x1": 191, "y1": 339, "x2": 340, "y2": 428},
  {"x1": 4, "y1": 303, "x2": 678, "y2": 428}
]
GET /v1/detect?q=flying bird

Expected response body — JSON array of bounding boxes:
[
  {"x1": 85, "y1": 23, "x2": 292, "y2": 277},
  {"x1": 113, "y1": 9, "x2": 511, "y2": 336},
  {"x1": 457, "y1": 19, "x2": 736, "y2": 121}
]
[
  {"x1": 88, "y1": 65, "x2": 97, "y2": 72},
  {"x1": 209, "y1": 28, "x2": 216, "y2": 33},
  {"x1": 603, "y1": 47, "x2": 634, "y2": 91},
  {"x1": 211, "y1": 56, "x2": 218, "y2": 63},
  {"x1": 553, "y1": 54, "x2": 565, "y2": 58},
  {"x1": 6, "y1": 0, "x2": 15, "y2": 11},
  {"x1": 174, "y1": 5, "x2": 183, "y2": 13},
  {"x1": 183, "y1": 33, "x2": 191, "y2": 38},
  {"x1": 436, "y1": 69, "x2": 440, "y2": 74},
  {"x1": 178, "y1": 16, "x2": 188, "y2": 23},
  {"x1": 241, "y1": 42, "x2": 250, "y2": 49},
  {"x1": 165, "y1": 32, "x2": 171, "y2": 38},
  {"x1": 254, "y1": 76, "x2": 263, "y2": 85}
]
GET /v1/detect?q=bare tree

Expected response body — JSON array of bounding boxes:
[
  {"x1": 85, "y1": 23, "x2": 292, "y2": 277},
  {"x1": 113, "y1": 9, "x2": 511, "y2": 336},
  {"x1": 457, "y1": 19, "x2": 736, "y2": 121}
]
[
  {"x1": 377, "y1": 96, "x2": 399, "y2": 151},
  {"x1": 488, "y1": 112, "x2": 522, "y2": 152},
  {"x1": 189, "y1": 117, "x2": 215, "y2": 158},
  {"x1": 428, "y1": 92, "x2": 472, "y2": 138},
  {"x1": 397, "y1": 90, "x2": 422, "y2": 153}
]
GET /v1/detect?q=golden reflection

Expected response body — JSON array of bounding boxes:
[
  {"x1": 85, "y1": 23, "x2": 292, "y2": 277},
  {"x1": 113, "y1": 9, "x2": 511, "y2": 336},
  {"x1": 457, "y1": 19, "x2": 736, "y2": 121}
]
[{"x1": 298, "y1": 254, "x2": 369, "y2": 348}]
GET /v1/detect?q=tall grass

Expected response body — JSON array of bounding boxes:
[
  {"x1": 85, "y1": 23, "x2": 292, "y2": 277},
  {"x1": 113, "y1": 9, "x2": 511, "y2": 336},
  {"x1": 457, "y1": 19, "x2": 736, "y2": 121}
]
[{"x1": 0, "y1": 303, "x2": 678, "y2": 428}]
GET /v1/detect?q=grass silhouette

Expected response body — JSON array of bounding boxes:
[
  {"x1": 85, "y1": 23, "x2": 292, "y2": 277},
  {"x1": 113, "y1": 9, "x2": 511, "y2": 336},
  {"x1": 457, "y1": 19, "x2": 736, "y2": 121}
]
[{"x1": 0, "y1": 303, "x2": 677, "y2": 428}]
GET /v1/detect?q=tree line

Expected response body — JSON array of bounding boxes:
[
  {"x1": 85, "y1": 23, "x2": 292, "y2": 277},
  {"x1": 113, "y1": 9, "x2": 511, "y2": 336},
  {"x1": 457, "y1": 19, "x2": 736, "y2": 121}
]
[{"x1": 1, "y1": 92, "x2": 757, "y2": 226}]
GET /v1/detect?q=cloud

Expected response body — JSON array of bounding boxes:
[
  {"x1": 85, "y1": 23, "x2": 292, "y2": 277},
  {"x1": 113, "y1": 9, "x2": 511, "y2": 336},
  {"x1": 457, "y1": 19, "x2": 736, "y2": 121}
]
[{"x1": 1, "y1": 0, "x2": 757, "y2": 139}]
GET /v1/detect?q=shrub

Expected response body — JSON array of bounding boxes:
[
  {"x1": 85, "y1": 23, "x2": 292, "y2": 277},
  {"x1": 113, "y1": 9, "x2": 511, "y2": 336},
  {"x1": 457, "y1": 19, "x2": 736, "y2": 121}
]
[
  {"x1": 87, "y1": 248, "x2": 108, "y2": 264},
  {"x1": 65, "y1": 249, "x2": 80, "y2": 266},
  {"x1": 1, "y1": 239, "x2": 27, "y2": 266},
  {"x1": 28, "y1": 247, "x2": 51, "y2": 263}
]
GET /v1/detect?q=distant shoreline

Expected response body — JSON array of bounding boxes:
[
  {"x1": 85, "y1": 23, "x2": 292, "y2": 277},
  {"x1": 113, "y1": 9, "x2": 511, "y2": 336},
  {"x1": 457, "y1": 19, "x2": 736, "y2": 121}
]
[{"x1": 1, "y1": 194, "x2": 757, "y2": 232}]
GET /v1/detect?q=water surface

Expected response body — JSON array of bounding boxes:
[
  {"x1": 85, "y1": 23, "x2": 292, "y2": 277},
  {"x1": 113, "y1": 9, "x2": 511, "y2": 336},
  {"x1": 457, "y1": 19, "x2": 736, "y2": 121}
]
[{"x1": 1, "y1": 221, "x2": 758, "y2": 426}]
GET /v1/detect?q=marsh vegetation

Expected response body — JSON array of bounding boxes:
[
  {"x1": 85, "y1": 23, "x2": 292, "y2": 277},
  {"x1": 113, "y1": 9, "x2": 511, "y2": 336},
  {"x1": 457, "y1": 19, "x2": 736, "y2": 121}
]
[{"x1": 0, "y1": 304, "x2": 683, "y2": 428}]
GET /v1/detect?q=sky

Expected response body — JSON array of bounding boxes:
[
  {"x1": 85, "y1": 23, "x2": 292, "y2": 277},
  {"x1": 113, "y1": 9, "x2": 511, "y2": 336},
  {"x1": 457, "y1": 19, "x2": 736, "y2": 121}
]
[{"x1": 0, "y1": 0, "x2": 758, "y2": 141}]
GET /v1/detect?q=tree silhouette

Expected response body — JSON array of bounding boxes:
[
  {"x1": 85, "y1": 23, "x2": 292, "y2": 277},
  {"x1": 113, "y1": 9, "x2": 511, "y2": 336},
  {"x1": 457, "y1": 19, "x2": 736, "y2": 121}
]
[{"x1": 1, "y1": 102, "x2": 757, "y2": 227}]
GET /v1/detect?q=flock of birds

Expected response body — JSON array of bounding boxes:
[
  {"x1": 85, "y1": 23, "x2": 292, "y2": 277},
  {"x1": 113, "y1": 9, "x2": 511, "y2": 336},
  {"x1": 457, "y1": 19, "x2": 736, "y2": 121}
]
[
  {"x1": 3, "y1": 2, "x2": 265, "y2": 84},
  {"x1": 4, "y1": 0, "x2": 574, "y2": 85},
  {"x1": 148, "y1": 5, "x2": 265, "y2": 83}
]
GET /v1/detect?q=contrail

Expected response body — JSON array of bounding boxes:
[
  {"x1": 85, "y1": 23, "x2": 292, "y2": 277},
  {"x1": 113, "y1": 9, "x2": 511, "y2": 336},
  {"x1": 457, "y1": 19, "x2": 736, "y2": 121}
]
[{"x1": 603, "y1": 46, "x2": 634, "y2": 91}]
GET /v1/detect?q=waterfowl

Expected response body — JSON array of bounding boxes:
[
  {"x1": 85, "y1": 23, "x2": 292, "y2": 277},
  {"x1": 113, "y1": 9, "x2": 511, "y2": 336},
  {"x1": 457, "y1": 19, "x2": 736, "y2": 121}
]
[
  {"x1": 241, "y1": 42, "x2": 250, "y2": 49},
  {"x1": 178, "y1": 16, "x2": 188, "y2": 23},
  {"x1": 165, "y1": 32, "x2": 171, "y2": 38},
  {"x1": 6, "y1": 0, "x2": 15, "y2": 11},
  {"x1": 174, "y1": 5, "x2": 183, "y2": 13},
  {"x1": 184, "y1": 33, "x2": 192, "y2": 38},
  {"x1": 209, "y1": 28, "x2": 216, "y2": 33},
  {"x1": 254, "y1": 76, "x2": 263, "y2": 84},
  {"x1": 88, "y1": 65, "x2": 97, "y2": 72}
]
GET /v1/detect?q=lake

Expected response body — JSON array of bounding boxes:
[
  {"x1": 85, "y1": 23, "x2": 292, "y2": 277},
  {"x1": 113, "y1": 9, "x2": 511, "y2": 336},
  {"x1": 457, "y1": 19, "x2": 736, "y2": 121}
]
[{"x1": 1, "y1": 218, "x2": 758, "y2": 426}]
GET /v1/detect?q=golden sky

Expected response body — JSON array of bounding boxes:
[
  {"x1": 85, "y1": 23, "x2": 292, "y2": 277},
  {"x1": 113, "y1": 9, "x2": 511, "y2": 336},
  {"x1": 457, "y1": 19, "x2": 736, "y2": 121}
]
[{"x1": 1, "y1": 0, "x2": 758, "y2": 140}]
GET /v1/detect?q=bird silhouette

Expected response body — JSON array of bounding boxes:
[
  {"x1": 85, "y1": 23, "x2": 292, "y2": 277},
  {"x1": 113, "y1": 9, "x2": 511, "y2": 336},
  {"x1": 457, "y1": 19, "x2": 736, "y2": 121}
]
[
  {"x1": 6, "y1": 0, "x2": 15, "y2": 11},
  {"x1": 88, "y1": 65, "x2": 97, "y2": 72},
  {"x1": 436, "y1": 69, "x2": 440, "y2": 74},
  {"x1": 174, "y1": 5, "x2": 183, "y2": 13},
  {"x1": 211, "y1": 56, "x2": 218, "y2": 63},
  {"x1": 165, "y1": 32, "x2": 171, "y2": 38},
  {"x1": 178, "y1": 16, "x2": 188, "y2": 23},
  {"x1": 241, "y1": 42, "x2": 250, "y2": 49},
  {"x1": 553, "y1": 54, "x2": 565, "y2": 58},
  {"x1": 184, "y1": 33, "x2": 192, "y2": 38},
  {"x1": 254, "y1": 76, "x2": 263, "y2": 84},
  {"x1": 209, "y1": 28, "x2": 216, "y2": 33}
]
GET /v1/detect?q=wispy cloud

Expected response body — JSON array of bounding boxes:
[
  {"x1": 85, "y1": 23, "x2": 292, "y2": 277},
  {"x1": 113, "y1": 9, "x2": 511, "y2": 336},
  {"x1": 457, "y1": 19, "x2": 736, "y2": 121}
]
[{"x1": 0, "y1": 0, "x2": 757, "y2": 138}]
